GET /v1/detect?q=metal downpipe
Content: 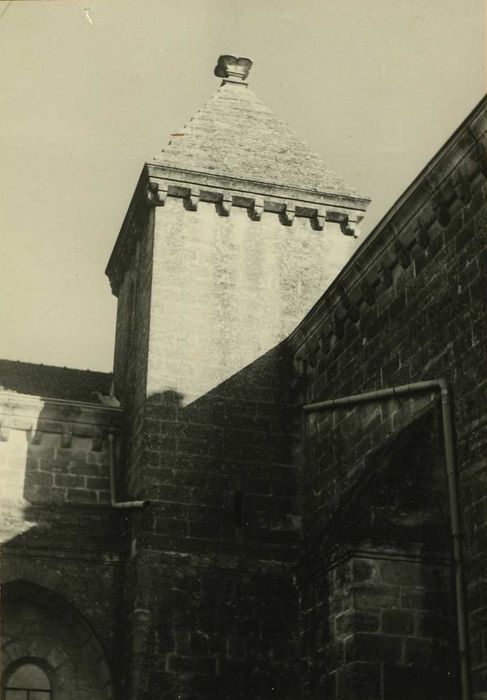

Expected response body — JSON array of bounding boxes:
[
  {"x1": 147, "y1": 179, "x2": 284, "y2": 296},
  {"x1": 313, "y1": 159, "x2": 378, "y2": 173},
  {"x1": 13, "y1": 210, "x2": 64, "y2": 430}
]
[{"x1": 302, "y1": 379, "x2": 470, "y2": 700}]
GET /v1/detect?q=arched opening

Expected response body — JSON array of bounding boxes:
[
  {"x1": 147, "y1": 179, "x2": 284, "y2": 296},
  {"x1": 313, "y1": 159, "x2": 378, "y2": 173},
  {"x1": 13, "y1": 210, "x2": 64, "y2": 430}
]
[
  {"x1": 1, "y1": 581, "x2": 114, "y2": 700},
  {"x1": 3, "y1": 659, "x2": 52, "y2": 699}
]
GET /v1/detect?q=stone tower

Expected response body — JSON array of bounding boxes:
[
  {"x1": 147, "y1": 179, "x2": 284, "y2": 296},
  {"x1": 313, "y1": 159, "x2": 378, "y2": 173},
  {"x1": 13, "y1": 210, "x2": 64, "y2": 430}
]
[{"x1": 105, "y1": 55, "x2": 369, "y2": 698}]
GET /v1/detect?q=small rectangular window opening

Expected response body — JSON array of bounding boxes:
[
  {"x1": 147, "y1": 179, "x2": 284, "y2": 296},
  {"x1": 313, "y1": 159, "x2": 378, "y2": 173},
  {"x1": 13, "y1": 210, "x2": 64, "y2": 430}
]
[{"x1": 234, "y1": 491, "x2": 244, "y2": 526}]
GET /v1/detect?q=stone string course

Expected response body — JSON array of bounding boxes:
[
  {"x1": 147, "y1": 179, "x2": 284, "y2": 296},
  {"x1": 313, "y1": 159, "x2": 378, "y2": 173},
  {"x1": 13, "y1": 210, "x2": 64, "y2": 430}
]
[{"x1": 293, "y1": 132, "x2": 486, "y2": 378}]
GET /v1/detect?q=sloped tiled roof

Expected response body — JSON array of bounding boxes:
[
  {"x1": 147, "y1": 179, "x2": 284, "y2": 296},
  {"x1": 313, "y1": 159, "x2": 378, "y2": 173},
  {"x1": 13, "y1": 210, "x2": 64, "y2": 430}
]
[
  {"x1": 153, "y1": 82, "x2": 360, "y2": 197},
  {"x1": 0, "y1": 359, "x2": 112, "y2": 403}
]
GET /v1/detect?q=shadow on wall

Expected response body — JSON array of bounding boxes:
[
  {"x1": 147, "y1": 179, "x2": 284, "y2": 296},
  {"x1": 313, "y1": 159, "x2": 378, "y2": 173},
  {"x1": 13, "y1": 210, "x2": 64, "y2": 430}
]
[
  {"x1": 299, "y1": 405, "x2": 460, "y2": 700},
  {"x1": 1, "y1": 340, "x2": 302, "y2": 700},
  {"x1": 128, "y1": 340, "x2": 301, "y2": 555},
  {"x1": 320, "y1": 408, "x2": 451, "y2": 548},
  {"x1": 116, "y1": 341, "x2": 304, "y2": 699},
  {"x1": 1, "y1": 580, "x2": 114, "y2": 700},
  {"x1": 0, "y1": 394, "x2": 126, "y2": 700}
]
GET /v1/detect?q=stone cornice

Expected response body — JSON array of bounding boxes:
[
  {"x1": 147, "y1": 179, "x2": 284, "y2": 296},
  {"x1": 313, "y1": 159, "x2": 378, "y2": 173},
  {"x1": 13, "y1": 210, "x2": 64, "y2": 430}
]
[
  {"x1": 105, "y1": 162, "x2": 371, "y2": 296},
  {"x1": 146, "y1": 162, "x2": 370, "y2": 212},
  {"x1": 1, "y1": 545, "x2": 124, "y2": 563},
  {"x1": 289, "y1": 95, "x2": 487, "y2": 365},
  {"x1": 0, "y1": 390, "x2": 122, "y2": 442}
]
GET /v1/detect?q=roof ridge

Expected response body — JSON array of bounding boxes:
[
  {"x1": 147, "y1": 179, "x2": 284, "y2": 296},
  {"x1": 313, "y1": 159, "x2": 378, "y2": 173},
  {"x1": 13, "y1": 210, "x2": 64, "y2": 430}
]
[{"x1": 0, "y1": 358, "x2": 111, "y2": 375}]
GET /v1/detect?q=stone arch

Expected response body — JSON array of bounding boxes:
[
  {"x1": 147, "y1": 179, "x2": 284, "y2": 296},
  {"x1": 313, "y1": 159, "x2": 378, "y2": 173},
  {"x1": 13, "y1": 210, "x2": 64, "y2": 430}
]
[
  {"x1": 3, "y1": 657, "x2": 53, "y2": 698},
  {"x1": 1, "y1": 580, "x2": 114, "y2": 700}
]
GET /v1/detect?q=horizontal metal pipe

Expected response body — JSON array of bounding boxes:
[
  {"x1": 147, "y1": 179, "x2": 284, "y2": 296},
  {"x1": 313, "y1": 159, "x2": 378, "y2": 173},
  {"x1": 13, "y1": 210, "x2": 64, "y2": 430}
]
[
  {"x1": 302, "y1": 378, "x2": 470, "y2": 700},
  {"x1": 302, "y1": 379, "x2": 444, "y2": 413}
]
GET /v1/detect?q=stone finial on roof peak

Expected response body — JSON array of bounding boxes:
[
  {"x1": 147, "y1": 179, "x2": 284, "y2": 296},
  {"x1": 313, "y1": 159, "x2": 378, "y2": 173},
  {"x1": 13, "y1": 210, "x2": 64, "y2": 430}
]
[{"x1": 214, "y1": 55, "x2": 253, "y2": 85}]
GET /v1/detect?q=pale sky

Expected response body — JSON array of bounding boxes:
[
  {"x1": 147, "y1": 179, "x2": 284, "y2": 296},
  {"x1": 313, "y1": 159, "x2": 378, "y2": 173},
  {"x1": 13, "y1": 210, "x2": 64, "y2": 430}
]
[{"x1": 0, "y1": 0, "x2": 485, "y2": 372}]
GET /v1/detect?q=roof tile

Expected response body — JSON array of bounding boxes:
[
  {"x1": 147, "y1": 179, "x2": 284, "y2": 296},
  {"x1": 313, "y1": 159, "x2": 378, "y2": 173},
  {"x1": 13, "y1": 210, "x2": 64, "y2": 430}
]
[{"x1": 0, "y1": 359, "x2": 112, "y2": 403}]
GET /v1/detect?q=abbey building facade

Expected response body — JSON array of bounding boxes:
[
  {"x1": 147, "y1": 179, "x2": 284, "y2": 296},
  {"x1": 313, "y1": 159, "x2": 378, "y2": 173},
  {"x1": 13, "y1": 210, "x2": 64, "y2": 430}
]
[{"x1": 1, "y1": 55, "x2": 486, "y2": 700}]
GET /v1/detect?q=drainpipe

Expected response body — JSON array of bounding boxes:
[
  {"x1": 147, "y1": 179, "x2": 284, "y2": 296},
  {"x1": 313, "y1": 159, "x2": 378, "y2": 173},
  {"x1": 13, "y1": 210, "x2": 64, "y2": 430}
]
[
  {"x1": 108, "y1": 433, "x2": 150, "y2": 509},
  {"x1": 107, "y1": 432, "x2": 150, "y2": 700},
  {"x1": 130, "y1": 605, "x2": 151, "y2": 700},
  {"x1": 302, "y1": 379, "x2": 470, "y2": 700}
]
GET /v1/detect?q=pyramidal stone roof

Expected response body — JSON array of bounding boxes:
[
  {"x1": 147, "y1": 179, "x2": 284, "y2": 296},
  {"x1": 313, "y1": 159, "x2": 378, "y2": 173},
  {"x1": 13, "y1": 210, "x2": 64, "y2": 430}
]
[{"x1": 152, "y1": 56, "x2": 360, "y2": 198}]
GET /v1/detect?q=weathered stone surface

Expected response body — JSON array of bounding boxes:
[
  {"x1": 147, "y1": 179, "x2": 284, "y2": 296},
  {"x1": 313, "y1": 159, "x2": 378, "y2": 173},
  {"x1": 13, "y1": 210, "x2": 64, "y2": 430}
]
[
  {"x1": 291, "y1": 95, "x2": 486, "y2": 697},
  {"x1": 154, "y1": 77, "x2": 361, "y2": 197},
  {"x1": 1, "y1": 58, "x2": 485, "y2": 700}
]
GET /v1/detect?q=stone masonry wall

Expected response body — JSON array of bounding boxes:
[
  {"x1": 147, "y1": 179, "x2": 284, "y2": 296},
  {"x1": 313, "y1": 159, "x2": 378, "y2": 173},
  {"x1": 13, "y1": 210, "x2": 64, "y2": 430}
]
[
  {"x1": 146, "y1": 197, "x2": 359, "y2": 404},
  {"x1": 290, "y1": 98, "x2": 487, "y2": 697},
  {"x1": 105, "y1": 158, "x2": 365, "y2": 698},
  {"x1": 0, "y1": 397, "x2": 117, "y2": 506},
  {"x1": 298, "y1": 553, "x2": 455, "y2": 700},
  {"x1": 295, "y1": 405, "x2": 457, "y2": 698},
  {"x1": 2, "y1": 581, "x2": 115, "y2": 700},
  {"x1": 112, "y1": 207, "x2": 154, "y2": 501},
  {"x1": 120, "y1": 343, "x2": 302, "y2": 699},
  {"x1": 108, "y1": 182, "x2": 359, "y2": 697},
  {"x1": 0, "y1": 393, "x2": 126, "y2": 695}
]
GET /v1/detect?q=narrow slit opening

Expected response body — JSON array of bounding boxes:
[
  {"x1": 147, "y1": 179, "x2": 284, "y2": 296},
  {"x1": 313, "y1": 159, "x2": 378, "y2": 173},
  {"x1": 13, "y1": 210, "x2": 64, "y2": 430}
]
[{"x1": 234, "y1": 491, "x2": 244, "y2": 526}]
